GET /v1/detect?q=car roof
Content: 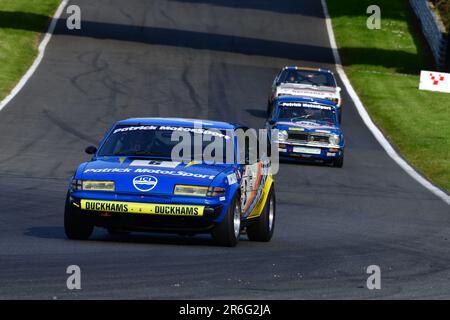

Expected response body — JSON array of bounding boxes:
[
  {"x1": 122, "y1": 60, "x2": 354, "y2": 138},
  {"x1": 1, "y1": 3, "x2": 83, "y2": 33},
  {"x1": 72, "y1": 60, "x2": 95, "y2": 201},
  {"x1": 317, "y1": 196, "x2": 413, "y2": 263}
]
[
  {"x1": 115, "y1": 117, "x2": 242, "y2": 130},
  {"x1": 275, "y1": 95, "x2": 337, "y2": 107},
  {"x1": 283, "y1": 66, "x2": 332, "y2": 73}
]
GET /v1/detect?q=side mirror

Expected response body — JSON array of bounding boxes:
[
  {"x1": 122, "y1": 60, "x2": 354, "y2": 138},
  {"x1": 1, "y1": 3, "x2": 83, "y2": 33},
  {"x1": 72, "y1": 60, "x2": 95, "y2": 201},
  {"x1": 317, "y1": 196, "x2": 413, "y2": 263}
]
[
  {"x1": 336, "y1": 86, "x2": 342, "y2": 93},
  {"x1": 268, "y1": 120, "x2": 276, "y2": 126},
  {"x1": 85, "y1": 145, "x2": 97, "y2": 155}
]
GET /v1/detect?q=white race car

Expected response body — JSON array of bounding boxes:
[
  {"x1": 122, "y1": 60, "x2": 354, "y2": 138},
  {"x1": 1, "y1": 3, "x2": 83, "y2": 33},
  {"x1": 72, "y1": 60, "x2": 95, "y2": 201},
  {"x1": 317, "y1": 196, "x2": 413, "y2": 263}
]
[{"x1": 268, "y1": 66, "x2": 342, "y2": 121}]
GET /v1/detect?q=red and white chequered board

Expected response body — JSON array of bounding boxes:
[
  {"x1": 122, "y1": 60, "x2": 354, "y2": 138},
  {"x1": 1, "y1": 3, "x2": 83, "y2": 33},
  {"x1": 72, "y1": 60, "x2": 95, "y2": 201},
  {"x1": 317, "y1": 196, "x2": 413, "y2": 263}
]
[{"x1": 419, "y1": 70, "x2": 450, "y2": 93}]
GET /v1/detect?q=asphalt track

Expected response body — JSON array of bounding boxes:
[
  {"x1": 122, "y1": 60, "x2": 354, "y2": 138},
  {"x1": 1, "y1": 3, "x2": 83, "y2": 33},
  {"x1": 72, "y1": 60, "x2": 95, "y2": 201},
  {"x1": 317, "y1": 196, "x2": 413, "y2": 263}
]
[{"x1": 0, "y1": 0, "x2": 449, "y2": 299}]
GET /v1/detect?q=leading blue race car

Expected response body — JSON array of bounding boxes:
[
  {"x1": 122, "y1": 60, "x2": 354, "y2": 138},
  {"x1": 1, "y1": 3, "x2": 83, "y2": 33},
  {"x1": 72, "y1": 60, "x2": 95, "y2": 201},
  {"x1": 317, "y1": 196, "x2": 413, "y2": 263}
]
[
  {"x1": 266, "y1": 96, "x2": 345, "y2": 167},
  {"x1": 65, "y1": 118, "x2": 275, "y2": 247}
]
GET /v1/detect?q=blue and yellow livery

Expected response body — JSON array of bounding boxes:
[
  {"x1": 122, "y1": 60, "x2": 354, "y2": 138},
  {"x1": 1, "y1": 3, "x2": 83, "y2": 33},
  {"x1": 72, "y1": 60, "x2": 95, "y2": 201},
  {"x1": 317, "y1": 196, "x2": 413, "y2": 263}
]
[{"x1": 64, "y1": 118, "x2": 276, "y2": 247}]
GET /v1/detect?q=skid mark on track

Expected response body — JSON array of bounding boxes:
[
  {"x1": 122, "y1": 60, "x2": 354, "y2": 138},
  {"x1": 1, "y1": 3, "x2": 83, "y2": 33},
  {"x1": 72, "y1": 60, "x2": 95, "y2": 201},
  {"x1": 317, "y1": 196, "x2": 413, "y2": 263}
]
[
  {"x1": 42, "y1": 109, "x2": 98, "y2": 145},
  {"x1": 0, "y1": 130, "x2": 47, "y2": 166},
  {"x1": 181, "y1": 63, "x2": 203, "y2": 114},
  {"x1": 159, "y1": 7, "x2": 177, "y2": 27},
  {"x1": 70, "y1": 51, "x2": 109, "y2": 95},
  {"x1": 208, "y1": 62, "x2": 232, "y2": 121},
  {"x1": 118, "y1": 7, "x2": 135, "y2": 24}
]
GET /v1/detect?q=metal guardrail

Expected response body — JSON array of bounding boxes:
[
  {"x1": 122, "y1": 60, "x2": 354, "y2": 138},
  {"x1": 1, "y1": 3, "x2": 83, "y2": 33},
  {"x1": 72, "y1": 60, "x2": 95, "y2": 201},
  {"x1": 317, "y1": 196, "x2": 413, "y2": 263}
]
[{"x1": 410, "y1": 0, "x2": 448, "y2": 70}]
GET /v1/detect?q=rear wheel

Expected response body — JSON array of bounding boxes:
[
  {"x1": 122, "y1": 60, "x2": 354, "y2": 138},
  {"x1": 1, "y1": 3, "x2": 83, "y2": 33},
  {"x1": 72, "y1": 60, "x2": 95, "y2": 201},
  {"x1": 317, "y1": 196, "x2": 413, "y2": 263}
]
[
  {"x1": 64, "y1": 194, "x2": 94, "y2": 240},
  {"x1": 247, "y1": 186, "x2": 275, "y2": 242},
  {"x1": 212, "y1": 193, "x2": 241, "y2": 247}
]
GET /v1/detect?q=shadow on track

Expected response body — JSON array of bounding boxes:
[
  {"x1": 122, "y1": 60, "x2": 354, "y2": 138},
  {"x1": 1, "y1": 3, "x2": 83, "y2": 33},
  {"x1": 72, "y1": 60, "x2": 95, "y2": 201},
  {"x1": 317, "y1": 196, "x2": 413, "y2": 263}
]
[
  {"x1": 24, "y1": 226, "x2": 250, "y2": 247},
  {"x1": 24, "y1": 226, "x2": 66, "y2": 240},
  {"x1": 246, "y1": 108, "x2": 268, "y2": 119},
  {"x1": 170, "y1": 0, "x2": 325, "y2": 16},
  {"x1": 0, "y1": 10, "x2": 423, "y2": 72}
]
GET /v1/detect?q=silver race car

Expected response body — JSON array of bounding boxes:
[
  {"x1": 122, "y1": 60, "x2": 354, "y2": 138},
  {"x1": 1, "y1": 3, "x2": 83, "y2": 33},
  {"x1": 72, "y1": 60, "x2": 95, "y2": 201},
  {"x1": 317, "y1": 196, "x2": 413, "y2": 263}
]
[{"x1": 268, "y1": 66, "x2": 342, "y2": 122}]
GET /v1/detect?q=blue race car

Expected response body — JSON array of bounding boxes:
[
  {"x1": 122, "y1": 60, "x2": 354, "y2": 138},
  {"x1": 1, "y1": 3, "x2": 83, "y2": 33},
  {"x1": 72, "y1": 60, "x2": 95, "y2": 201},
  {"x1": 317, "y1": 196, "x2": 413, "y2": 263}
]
[
  {"x1": 268, "y1": 66, "x2": 343, "y2": 122},
  {"x1": 65, "y1": 118, "x2": 275, "y2": 247},
  {"x1": 266, "y1": 96, "x2": 345, "y2": 167}
]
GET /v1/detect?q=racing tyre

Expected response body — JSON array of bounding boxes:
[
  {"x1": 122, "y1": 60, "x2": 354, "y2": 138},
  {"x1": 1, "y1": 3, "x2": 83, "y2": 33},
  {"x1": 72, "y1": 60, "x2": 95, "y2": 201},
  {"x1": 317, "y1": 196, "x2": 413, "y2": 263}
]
[
  {"x1": 212, "y1": 193, "x2": 241, "y2": 247},
  {"x1": 64, "y1": 194, "x2": 94, "y2": 240},
  {"x1": 247, "y1": 186, "x2": 275, "y2": 242},
  {"x1": 333, "y1": 154, "x2": 344, "y2": 168}
]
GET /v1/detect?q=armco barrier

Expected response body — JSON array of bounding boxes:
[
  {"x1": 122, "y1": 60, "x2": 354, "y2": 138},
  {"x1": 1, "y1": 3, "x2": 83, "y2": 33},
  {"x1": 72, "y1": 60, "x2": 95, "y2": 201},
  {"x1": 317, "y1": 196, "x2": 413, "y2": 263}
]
[{"x1": 410, "y1": 0, "x2": 448, "y2": 70}]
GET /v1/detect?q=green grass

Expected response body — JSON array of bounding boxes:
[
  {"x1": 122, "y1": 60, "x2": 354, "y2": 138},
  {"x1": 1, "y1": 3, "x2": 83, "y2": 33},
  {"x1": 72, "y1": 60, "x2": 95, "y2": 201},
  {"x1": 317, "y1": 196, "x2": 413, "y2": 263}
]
[
  {"x1": 327, "y1": 0, "x2": 450, "y2": 192},
  {"x1": 0, "y1": 0, "x2": 60, "y2": 101}
]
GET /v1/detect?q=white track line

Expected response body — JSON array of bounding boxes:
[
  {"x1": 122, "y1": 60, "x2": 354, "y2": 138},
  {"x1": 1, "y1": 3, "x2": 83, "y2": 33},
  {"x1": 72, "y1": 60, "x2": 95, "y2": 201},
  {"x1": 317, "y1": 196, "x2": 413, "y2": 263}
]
[
  {"x1": 0, "y1": 0, "x2": 68, "y2": 112},
  {"x1": 321, "y1": 0, "x2": 450, "y2": 205}
]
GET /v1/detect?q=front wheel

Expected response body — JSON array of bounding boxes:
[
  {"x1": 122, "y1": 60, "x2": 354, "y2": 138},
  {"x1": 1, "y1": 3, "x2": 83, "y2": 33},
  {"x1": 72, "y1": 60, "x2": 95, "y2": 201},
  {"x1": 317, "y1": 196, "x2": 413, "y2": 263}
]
[
  {"x1": 332, "y1": 153, "x2": 344, "y2": 168},
  {"x1": 212, "y1": 193, "x2": 241, "y2": 247},
  {"x1": 247, "y1": 186, "x2": 276, "y2": 242},
  {"x1": 64, "y1": 194, "x2": 94, "y2": 240}
]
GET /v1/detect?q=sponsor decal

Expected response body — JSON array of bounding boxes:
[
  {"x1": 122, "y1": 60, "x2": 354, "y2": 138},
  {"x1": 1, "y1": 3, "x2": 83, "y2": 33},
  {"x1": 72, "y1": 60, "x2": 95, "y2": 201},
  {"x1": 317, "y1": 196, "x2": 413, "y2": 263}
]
[
  {"x1": 133, "y1": 168, "x2": 215, "y2": 179},
  {"x1": 83, "y1": 168, "x2": 216, "y2": 179},
  {"x1": 133, "y1": 175, "x2": 158, "y2": 192},
  {"x1": 279, "y1": 88, "x2": 328, "y2": 96},
  {"x1": 289, "y1": 127, "x2": 305, "y2": 131},
  {"x1": 130, "y1": 160, "x2": 181, "y2": 168},
  {"x1": 277, "y1": 121, "x2": 335, "y2": 130},
  {"x1": 84, "y1": 201, "x2": 129, "y2": 212},
  {"x1": 295, "y1": 121, "x2": 321, "y2": 127},
  {"x1": 227, "y1": 173, "x2": 237, "y2": 185},
  {"x1": 113, "y1": 125, "x2": 158, "y2": 134},
  {"x1": 280, "y1": 102, "x2": 332, "y2": 110},
  {"x1": 84, "y1": 168, "x2": 132, "y2": 173},
  {"x1": 113, "y1": 125, "x2": 231, "y2": 140},
  {"x1": 80, "y1": 200, "x2": 204, "y2": 216}
]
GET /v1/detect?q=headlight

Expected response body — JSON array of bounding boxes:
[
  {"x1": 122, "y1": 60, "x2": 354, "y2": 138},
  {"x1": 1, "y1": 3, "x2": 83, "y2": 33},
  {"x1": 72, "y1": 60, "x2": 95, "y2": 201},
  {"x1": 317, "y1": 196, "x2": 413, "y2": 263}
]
[
  {"x1": 174, "y1": 185, "x2": 208, "y2": 196},
  {"x1": 71, "y1": 179, "x2": 115, "y2": 191},
  {"x1": 329, "y1": 134, "x2": 340, "y2": 146},
  {"x1": 277, "y1": 130, "x2": 288, "y2": 142},
  {"x1": 327, "y1": 97, "x2": 340, "y2": 105},
  {"x1": 174, "y1": 185, "x2": 225, "y2": 197}
]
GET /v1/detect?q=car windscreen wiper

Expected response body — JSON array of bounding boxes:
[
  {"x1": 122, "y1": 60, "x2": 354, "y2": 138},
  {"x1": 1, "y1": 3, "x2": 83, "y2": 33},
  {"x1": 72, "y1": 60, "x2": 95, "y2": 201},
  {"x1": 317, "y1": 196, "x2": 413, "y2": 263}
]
[{"x1": 111, "y1": 151, "x2": 171, "y2": 157}]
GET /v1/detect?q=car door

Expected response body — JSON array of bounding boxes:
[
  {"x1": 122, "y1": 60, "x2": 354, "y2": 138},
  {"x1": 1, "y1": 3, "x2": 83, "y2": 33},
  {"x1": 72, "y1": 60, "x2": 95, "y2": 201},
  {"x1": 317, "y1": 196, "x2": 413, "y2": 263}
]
[{"x1": 239, "y1": 129, "x2": 264, "y2": 216}]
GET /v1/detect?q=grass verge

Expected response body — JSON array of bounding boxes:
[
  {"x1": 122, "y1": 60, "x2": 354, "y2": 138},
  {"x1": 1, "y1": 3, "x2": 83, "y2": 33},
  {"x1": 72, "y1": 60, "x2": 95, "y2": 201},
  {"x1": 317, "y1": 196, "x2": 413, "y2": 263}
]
[
  {"x1": 0, "y1": 0, "x2": 60, "y2": 101},
  {"x1": 327, "y1": 0, "x2": 450, "y2": 192}
]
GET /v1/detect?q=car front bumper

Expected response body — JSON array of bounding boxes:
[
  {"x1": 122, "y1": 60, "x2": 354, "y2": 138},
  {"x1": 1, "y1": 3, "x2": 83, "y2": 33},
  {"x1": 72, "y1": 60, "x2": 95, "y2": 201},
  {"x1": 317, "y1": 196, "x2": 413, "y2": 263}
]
[
  {"x1": 68, "y1": 192, "x2": 227, "y2": 233},
  {"x1": 277, "y1": 142, "x2": 343, "y2": 161}
]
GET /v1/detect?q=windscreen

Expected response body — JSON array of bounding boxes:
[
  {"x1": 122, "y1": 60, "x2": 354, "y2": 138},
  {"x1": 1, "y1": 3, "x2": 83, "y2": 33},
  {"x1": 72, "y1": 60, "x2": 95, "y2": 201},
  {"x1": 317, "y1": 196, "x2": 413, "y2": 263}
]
[
  {"x1": 97, "y1": 125, "x2": 233, "y2": 162},
  {"x1": 279, "y1": 69, "x2": 336, "y2": 87},
  {"x1": 277, "y1": 104, "x2": 337, "y2": 125}
]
